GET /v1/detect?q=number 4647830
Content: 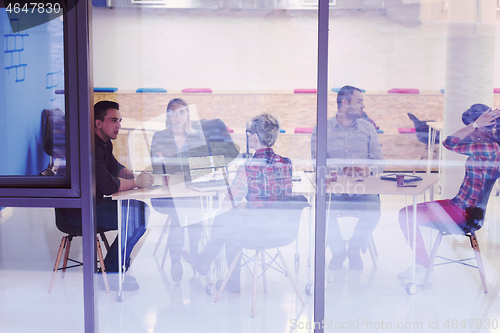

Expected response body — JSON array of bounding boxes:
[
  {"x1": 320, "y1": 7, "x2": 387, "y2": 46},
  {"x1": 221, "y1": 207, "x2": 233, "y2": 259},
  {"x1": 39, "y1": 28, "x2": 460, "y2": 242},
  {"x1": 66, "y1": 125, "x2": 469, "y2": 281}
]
[
  {"x1": 6, "y1": 3, "x2": 61, "y2": 14},
  {"x1": 444, "y1": 319, "x2": 498, "y2": 330}
]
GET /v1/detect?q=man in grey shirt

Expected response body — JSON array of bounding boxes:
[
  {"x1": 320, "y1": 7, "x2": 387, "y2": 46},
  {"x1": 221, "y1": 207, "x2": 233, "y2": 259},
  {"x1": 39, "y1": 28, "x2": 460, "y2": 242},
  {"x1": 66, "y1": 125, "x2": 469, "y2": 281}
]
[{"x1": 311, "y1": 85, "x2": 384, "y2": 270}]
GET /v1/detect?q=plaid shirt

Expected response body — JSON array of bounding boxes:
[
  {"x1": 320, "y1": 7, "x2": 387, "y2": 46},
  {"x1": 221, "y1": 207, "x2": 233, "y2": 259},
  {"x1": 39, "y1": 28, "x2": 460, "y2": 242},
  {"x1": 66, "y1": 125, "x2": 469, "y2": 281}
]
[
  {"x1": 228, "y1": 148, "x2": 293, "y2": 209},
  {"x1": 95, "y1": 134, "x2": 126, "y2": 201},
  {"x1": 443, "y1": 136, "x2": 500, "y2": 209}
]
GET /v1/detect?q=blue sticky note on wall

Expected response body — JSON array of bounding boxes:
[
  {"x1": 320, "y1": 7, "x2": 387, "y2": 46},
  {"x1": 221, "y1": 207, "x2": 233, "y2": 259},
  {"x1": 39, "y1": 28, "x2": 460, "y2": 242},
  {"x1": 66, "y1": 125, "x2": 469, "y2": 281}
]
[
  {"x1": 331, "y1": 87, "x2": 366, "y2": 93},
  {"x1": 136, "y1": 88, "x2": 167, "y2": 93},
  {"x1": 92, "y1": 0, "x2": 107, "y2": 7},
  {"x1": 94, "y1": 87, "x2": 118, "y2": 92}
]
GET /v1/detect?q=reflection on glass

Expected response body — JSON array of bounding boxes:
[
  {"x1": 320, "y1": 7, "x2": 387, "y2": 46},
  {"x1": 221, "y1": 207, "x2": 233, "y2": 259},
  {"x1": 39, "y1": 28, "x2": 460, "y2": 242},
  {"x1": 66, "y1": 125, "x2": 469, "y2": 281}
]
[
  {"x1": 322, "y1": 3, "x2": 500, "y2": 332},
  {"x1": 312, "y1": 86, "x2": 384, "y2": 272},
  {"x1": 93, "y1": 2, "x2": 317, "y2": 331},
  {"x1": 0, "y1": 9, "x2": 65, "y2": 176}
]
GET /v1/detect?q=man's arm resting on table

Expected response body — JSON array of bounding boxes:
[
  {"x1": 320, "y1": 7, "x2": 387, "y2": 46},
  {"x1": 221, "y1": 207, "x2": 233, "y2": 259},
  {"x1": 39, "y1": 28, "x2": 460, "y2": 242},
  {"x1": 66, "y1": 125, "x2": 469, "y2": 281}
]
[
  {"x1": 117, "y1": 169, "x2": 154, "y2": 191},
  {"x1": 117, "y1": 177, "x2": 138, "y2": 192}
]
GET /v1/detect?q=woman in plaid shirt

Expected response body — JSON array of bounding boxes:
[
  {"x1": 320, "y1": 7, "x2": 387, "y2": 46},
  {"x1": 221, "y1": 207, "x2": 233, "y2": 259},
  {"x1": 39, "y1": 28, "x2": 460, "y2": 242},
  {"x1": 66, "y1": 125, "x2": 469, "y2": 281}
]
[
  {"x1": 398, "y1": 104, "x2": 500, "y2": 286},
  {"x1": 183, "y1": 113, "x2": 292, "y2": 293}
]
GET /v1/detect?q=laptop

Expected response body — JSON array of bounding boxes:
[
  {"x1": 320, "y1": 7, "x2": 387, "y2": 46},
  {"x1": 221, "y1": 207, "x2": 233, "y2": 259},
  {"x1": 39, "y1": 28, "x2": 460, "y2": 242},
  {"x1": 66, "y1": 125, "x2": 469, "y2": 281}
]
[
  {"x1": 161, "y1": 157, "x2": 183, "y2": 175},
  {"x1": 182, "y1": 150, "x2": 230, "y2": 192}
]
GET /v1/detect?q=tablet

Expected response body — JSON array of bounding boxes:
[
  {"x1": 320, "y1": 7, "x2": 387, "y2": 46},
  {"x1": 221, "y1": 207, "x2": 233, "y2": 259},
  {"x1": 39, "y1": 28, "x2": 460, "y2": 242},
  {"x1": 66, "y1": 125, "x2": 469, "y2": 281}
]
[{"x1": 380, "y1": 173, "x2": 423, "y2": 183}]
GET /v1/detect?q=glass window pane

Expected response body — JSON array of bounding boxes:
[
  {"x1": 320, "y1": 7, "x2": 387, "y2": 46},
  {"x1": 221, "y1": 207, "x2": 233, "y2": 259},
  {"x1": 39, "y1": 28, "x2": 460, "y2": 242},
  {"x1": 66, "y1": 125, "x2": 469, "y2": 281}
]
[
  {"x1": 92, "y1": 2, "x2": 318, "y2": 331},
  {"x1": 0, "y1": 9, "x2": 66, "y2": 179},
  {"x1": 324, "y1": 1, "x2": 500, "y2": 329},
  {"x1": 0, "y1": 207, "x2": 84, "y2": 332}
]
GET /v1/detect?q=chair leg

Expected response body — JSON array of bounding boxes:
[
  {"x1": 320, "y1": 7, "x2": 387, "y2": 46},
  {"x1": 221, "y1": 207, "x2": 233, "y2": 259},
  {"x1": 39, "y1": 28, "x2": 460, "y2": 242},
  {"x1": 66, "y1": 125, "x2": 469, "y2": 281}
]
[
  {"x1": 277, "y1": 249, "x2": 306, "y2": 307},
  {"x1": 370, "y1": 235, "x2": 378, "y2": 257},
  {"x1": 61, "y1": 236, "x2": 73, "y2": 278},
  {"x1": 252, "y1": 250, "x2": 260, "y2": 318},
  {"x1": 368, "y1": 237, "x2": 377, "y2": 270},
  {"x1": 100, "y1": 232, "x2": 110, "y2": 252},
  {"x1": 160, "y1": 217, "x2": 172, "y2": 268},
  {"x1": 161, "y1": 241, "x2": 170, "y2": 269},
  {"x1": 470, "y1": 233, "x2": 488, "y2": 293},
  {"x1": 214, "y1": 249, "x2": 242, "y2": 303},
  {"x1": 423, "y1": 231, "x2": 443, "y2": 289},
  {"x1": 154, "y1": 216, "x2": 170, "y2": 256},
  {"x1": 96, "y1": 236, "x2": 110, "y2": 294},
  {"x1": 261, "y1": 251, "x2": 267, "y2": 293},
  {"x1": 48, "y1": 236, "x2": 67, "y2": 293}
]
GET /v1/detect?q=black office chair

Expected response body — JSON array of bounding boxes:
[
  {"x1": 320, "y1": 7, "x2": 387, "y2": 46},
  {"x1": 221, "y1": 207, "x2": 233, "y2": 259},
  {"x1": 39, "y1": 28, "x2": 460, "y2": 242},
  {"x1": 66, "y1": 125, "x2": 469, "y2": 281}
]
[
  {"x1": 48, "y1": 209, "x2": 111, "y2": 293},
  {"x1": 214, "y1": 195, "x2": 310, "y2": 317},
  {"x1": 407, "y1": 113, "x2": 440, "y2": 174},
  {"x1": 200, "y1": 118, "x2": 240, "y2": 163},
  {"x1": 421, "y1": 177, "x2": 498, "y2": 292},
  {"x1": 40, "y1": 109, "x2": 65, "y2": 176},
  {"x1": 407, "y1": 112, "x2": 440, "y2": 144}
]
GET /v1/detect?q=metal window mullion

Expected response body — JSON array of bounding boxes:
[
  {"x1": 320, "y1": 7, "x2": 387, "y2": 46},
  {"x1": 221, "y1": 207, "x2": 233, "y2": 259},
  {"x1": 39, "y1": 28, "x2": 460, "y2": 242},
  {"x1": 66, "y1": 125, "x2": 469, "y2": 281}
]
[
  {"x1": 73, "y1": 0, "x2": 98, "y2": 331},
  {"x1": 314, "y1": 0, "x2": 329, "y2": 332}
]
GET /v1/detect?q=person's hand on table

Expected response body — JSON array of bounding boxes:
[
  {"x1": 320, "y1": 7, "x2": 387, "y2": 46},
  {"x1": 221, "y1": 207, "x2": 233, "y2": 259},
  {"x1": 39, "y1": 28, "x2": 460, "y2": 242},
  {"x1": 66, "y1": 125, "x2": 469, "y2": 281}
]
[
  {"x1": 343, "y1": 166, "x2": 370, "y2": 177},
  {"x1": 136, "y1": 170, "x2": 155, "y2": 188}
]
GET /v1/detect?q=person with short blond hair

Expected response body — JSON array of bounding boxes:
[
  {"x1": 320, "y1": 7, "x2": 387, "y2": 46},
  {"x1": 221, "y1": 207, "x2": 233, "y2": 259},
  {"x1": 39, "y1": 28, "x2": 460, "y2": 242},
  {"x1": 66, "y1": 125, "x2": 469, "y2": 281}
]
[{"x1": 183, "y1": 113, "x2": 292, "y2": 293}]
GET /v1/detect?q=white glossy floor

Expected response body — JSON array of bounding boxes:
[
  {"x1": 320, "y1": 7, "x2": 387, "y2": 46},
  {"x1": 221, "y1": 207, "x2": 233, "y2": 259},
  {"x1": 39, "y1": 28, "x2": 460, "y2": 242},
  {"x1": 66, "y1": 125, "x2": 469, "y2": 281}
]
[{"x1": 1, "y1": 190, "x2": 500, "y2": 333}]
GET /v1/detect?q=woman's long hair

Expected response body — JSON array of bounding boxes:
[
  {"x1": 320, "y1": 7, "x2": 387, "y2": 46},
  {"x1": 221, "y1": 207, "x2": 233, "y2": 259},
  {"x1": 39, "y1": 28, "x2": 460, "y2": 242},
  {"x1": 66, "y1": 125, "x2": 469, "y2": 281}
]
[{"x1": 166, "y1": 98, "x2": 196, "y2": 134}]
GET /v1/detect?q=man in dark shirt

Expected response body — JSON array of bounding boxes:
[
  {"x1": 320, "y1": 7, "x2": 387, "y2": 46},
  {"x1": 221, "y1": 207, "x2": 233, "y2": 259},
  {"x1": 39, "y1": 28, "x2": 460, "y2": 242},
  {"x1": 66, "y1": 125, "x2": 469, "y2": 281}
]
[{"x1": 60, "y1": 101, "x2": 154, "y2": 290}]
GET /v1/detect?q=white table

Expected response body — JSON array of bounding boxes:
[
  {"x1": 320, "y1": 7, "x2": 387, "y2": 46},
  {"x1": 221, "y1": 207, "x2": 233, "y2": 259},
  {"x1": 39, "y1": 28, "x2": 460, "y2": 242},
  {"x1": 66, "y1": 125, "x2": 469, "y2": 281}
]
[
  {"x1": 111, "y1": 171, "x2": 438, "y2": 298},
  {"x1": 110, "y1": 171, "x2": 315, "y2": 300},
  {"x1": 111, "y1": 174, "x2": 218, "y2": 301},
  {"x1": 303, "y1": 172, "x2": 439, "y2": 294}
]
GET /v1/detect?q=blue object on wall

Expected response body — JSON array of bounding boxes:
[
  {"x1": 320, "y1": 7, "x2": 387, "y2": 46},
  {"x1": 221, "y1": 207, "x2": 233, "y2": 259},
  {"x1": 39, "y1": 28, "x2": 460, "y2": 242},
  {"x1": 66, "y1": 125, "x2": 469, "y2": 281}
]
[
  {"x1": 94, "y1": 87, "x2": 118, "y2": 92},
  {"x1": 46, "y1": 70, "x2": 62, "y2": 101},
  {"x1": 4, "y1": 18, "x2": 29, "y2": 82},
  {"x1": 331, "y1": 87, "x2": 366, "y2": 93},
  {"x1": 92, "y1": 0, "x2": 108, "y2": 7},
  {"x1": 1, "y1": 10, "x2": 64, "y2": 176},
  {"x1": 136, "y1": 88, "x2": 167, "y2": 93}
]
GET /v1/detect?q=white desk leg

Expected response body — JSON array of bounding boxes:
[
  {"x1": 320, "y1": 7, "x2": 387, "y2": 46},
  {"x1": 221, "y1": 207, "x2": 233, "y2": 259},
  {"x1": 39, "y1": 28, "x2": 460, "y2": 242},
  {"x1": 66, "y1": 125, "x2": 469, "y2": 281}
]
[
  {"x1": 117, "y1": 199, "x2": 131, "y2": 301},
  {"x1": 305, "y1": 195, "x2": 315, "y2": 295},
  {"x1": 412, "y1": 195, "x2": 418, "y2": 283},
  {"x1": 402, "y1": 195, "x2": 419, "y2": 295},
  {"x1": 438, "y1": 133, "x2": 443, "y2": 178},
  {"x1": 308, "y1": 196, "x2": 315, "y2": 281},
  {"x1": 427, "y1": 127, "x2": 433, "y2": 175},
  {"x1": 117, "y1": 199, "x2": 123, "y2": 302},
  {"x1": 124, "y1": 200, "x2": 130, "y2": 272}
]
